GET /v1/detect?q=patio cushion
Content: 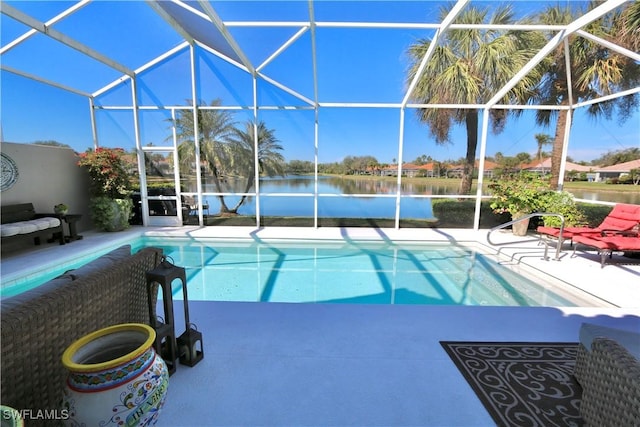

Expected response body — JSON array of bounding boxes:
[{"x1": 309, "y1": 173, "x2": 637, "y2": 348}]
[
  {"x1": 32, "y1": 219, "x2": 52, "y2": 230},
  {"x1": 573, "y1": 235, "x2": 640, "y2": 251},
  {"x1": 66, "y1": 245, "x2": 132, "y2": 280},
  {"x1": 1, "y1": 275, "x2": 75, "y2": 310},
  {"x1": 600, "y1": 203, "x2": 640, "y2": 229},
  {"x1": 0, "y1": 224, "x2": 21, "y2": 237},
  {"x1": 2, "y1": 218, "x2": 61, "y2": 235},
  {"x1": 536, "y1": 226, "x2": 600, "y2": 238},
  {"x1": 38, "y1": 217, "x2": 62, "y2": 227},
  {"x1": 538, "y1": 203, "x2": 640, "y2": 239},
  {"x1": 15, "y1": 221, "x2": 38, "y2": 234}
]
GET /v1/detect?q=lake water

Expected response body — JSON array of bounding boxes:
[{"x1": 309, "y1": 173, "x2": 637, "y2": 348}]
[
  {"x1": 567, "y1": 189, "x2": 639, "y2": 205},
  {"x1": 190, "y1": 175, "x2": 638, "y2": 218}
]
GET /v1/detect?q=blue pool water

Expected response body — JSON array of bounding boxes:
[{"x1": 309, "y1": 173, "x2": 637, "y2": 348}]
[{"x1": 3, "y1": 236, "x2": 580, "y2": 306}]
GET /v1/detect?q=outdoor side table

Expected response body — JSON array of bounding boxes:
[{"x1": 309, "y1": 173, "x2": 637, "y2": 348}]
[{"x1": 63, "y1": 214, "x2": 83, "y2": 242}]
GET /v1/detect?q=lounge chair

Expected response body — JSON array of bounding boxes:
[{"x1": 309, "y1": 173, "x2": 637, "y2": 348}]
[
  {"x1": 571, "y1": 232, "x2": 640, "y2": 267},
  {"x1": 537, "y1": 203, "x2": 640, "y2": 246},
  {"x1": 181, "y1": 195, "x2": 209, "y2": 217}
]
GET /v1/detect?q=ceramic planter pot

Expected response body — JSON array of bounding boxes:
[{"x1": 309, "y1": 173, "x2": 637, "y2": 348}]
[
  {"x1": 61, "y1": 323, "x2": 169, "y2": 426},
  {"x1": 511, "y1": 212, "x2": 530, "y2": 236},
  {"x1": 0, "y1": 406, "x2": 24, "y2": 427}
]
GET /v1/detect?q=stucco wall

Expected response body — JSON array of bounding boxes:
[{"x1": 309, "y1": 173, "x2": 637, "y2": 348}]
[{"x1": 1, "y1": 142, "x2": 92, "y2": 232}]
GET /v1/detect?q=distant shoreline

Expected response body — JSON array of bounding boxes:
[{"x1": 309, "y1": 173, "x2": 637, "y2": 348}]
[{"x1": 325, "y1": 174, "x2": 639, "y2": 194}]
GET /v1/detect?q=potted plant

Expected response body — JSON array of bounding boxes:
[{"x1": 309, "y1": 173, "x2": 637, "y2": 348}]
[
  {"x1": 54, "y1": 203, "x2": 69, "y2": 215},
  {"x1": 488, "y1": 173, "x2": 550, "y2": 236},
  {"x1": 77, "y1": 147, "x2": 134, "y2": 231}
]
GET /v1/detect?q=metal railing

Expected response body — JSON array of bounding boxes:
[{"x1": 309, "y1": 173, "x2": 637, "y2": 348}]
[{"x1": 486, "y1": 212, "x2": 565, "y2": 261}]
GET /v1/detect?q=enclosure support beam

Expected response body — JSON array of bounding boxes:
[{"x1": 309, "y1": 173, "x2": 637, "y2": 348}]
[
  {"x1": 473, "y1": 109, "x2": 491, "y2": 231},
  {"x1": 0, "y1": 0, "x2": 89, "y2": 55},
  {"x1": 131, "y1": 76, "x2": 151, "y2": 227},
  {"x1": 89, "y1": 97, "x2": 98, "y2": 150},
  {"x1": 189, "y1": 44, "x2": 205, "y2": 227},
  {"x1": 0, "y1": 65, "x2": 90, "y2": 98},
  {"x1": 253, "y1": 75, "x2": 261, "y2": 228},
  {"x1": 308, "y1": 0, "x2": 320, "y2": 229},
  {"x1": 1, "y1": 3, "x2": 134, "y2": 77}
]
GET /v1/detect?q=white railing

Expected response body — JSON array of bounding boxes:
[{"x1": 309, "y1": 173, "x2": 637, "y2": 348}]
[{"x1": 486, "y1": 213, "x2": 565, "y2": 261}]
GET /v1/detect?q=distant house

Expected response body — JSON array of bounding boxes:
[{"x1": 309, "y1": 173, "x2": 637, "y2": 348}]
[
  {"x1": 593, "y1": 159, "x2": 640, "y2": 182},
  {"x1": 402, "y1": 163, "x2": 431, "y2": 178},
  {"x1": 447, "y1": 159, "x2": 497, "y2": 178},
  {"x1": 418, "y1": 162, "x2": 448, "y2": 178},
  {"x1": 398, "y1": 163, "x2": 417, "y2": 177},
  {"x1": 521, "y1": 158, "x2": 595, "y2": 179},
  {"x1": 521, "y1": 158, "x2": 552, "y2": 174},
  {"x1": 373, "y1": 162, "x2": 448, "y2": 178},
  {"x1": 380, "y1": 164, "x2": 398, "y2": 176}
]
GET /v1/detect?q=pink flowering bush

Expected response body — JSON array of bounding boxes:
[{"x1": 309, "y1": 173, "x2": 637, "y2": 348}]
[
  {"x1": 78, "y1": 147, "x2": 134, "y2": 231},
  {"x1": 77, "y1": 147, "x2": 131, "y2": 198}
]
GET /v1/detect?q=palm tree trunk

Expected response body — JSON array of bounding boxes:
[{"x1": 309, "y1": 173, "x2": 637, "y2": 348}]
[
  {"x1": 459, "y1": 110, "x2": 479, "y2": 195},
  {"x1": 536, "y1": 144, "x2": 542, "y2": 164},
  {"x1": 209, "y1": 163, "x2": 230, "y2": 213},
  {"x1": 230, "y1": 173, "x2": 255, "y2": 213},
  {"x1": 550, "y1": 107, "x2": 572, "y2": 189}
]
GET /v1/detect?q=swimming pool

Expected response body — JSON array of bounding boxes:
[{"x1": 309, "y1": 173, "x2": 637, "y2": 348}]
[{"x1": 2, "y1": 236, "x2": 590, "y2": 306}]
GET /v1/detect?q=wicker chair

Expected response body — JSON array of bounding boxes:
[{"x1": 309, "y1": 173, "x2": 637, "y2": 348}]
[
  {"x1": 0, "y1": 246, "x2": 163, "y2": 424},
  {"x1": 574, "y1": 323, "x2": 640, "y2": 426}
]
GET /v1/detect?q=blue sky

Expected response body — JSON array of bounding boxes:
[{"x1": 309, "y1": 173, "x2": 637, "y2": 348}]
[{"x1": 1, "y1": 0, "x2": 638, "y2": 165}]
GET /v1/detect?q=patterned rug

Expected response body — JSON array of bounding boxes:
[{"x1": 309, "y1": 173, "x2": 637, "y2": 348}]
[{"x1": 441, "y1": 342, "x2": 583, "y2": 427}]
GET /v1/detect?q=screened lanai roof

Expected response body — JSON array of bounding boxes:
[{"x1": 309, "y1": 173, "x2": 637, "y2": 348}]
[
  {"x1": 3, "y1": 0, "x2": 639, "y2": 230},
  {"x1": 2, "y1": 0, "x2": 638, "y2": 108}
]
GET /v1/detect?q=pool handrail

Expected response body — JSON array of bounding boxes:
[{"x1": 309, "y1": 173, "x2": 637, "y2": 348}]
[{"x1": 487, "y1": 212, "x2": 565, "y2": 261}]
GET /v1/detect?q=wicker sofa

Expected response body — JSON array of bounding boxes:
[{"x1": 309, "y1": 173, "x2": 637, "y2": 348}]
[
  {"x1": 574, "y1": 323, "x2": 640, "y2": 426},
  {"x1": 0, "y1": 244, "x2": 163, "y2": 422}
]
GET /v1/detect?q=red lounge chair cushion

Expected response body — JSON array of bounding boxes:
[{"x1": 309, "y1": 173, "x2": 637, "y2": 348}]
[
  {"x1": 572, "y1": 235, "x2": 640, "y2": 251},
  {"x1": 538, "y1": 203, "x2": 640, "y2": 238},
  {"x1": 536, "y1": 226, "x2": 600, "y2": 238}
]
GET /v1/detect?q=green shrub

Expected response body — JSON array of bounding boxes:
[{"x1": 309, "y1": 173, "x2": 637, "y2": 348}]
[
  {"x1": 432, "y1": 199, "x2": 509, "y2": 228},
  {"x1": 488, "y1": 173, "x2": 549, "y2": 216},
  {"x1": 431, "y1": 198, "x2": 608, "y2": 229},
  {"x1": 89, "y1": 197, "x2": 134, "y2": 232},
  {"x1": 618, "y1": 175, "x2": 633, "y2": 184},
  {"x1": 539, "y1": 191, "x2": 586, "y2": 227}
]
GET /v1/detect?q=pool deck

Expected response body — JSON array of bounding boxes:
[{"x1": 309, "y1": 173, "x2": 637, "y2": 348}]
[{"x1": 1, "y1": 226, "x2": 639, "y2": 426}]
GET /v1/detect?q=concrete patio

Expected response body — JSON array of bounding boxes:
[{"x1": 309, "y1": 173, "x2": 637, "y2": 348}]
[{"x1": 1, "y1": 226, "x2": 639, "y2": 426}]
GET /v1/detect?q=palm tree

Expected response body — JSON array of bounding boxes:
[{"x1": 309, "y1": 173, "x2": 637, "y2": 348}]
[
  {"x1": 615, "y1": 0, "x2": 640, "y2": 53},
  {"x1": 225, "y1": 120, "x2": 286, "y2": 213},
  {"x1": 407, "y1": 4, "x2": 543, "y2": 194},
  {"x1": 173, "y1": 99, "x2": 237, "y2": 213},
  {"x1": 534, "y1": 133, "x2": 553, "y2": 164},
  {"x1": 534, "y1": 3, "x2": 640, "y2": 188}
]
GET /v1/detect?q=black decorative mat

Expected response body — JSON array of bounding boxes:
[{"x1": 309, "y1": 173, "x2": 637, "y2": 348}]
[{"x1": 441, "y1": 342, "x2": 583, "y2": 427}]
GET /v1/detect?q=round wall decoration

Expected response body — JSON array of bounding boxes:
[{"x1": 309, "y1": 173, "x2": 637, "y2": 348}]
[{"x1": 1, "y1": 153, "x2": 19, "y2": 191}]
